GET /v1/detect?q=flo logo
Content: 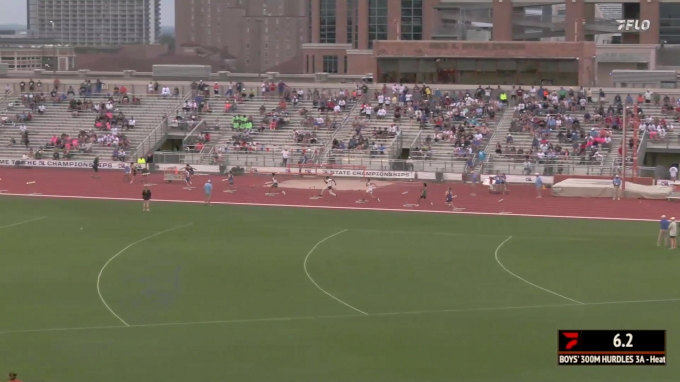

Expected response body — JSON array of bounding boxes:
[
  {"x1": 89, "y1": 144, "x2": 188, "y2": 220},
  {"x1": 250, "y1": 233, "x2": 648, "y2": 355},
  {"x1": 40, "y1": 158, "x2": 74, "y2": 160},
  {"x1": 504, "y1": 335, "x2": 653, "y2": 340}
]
[
  {"x1": 616, "y1": 20, "x2": 651, "y2": 31},
  {"x1": 561, "y1": 331, "x2": 580, "y2": 350}
]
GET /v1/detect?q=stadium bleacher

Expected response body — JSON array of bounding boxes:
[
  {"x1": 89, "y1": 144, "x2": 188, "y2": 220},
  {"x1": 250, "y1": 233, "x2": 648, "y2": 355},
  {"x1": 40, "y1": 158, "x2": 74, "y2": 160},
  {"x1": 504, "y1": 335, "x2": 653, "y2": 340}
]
[
  {"x1": 482, "y1": 90, "x2": 674, "y2": 177},
  {"x1": 167, "y1": 88, "x2": 357, "y2": 168},
  {"x1": 324, "y1": 87, "x2": 505, "y2": 173},
  {"x1": 0, "y1": 90, "x2": 187, "y2": 162}
]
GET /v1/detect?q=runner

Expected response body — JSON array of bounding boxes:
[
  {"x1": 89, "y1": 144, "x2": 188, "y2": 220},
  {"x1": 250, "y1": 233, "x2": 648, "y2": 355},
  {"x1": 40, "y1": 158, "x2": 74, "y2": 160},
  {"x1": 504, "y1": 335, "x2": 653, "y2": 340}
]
[
  {"x1": 91, "y1": 156, "x2": 100, "y2": 178},
  {"x1": 445, "y1": 187, "x2": 454, "y2": 206},
  {"x1": 415, "y1": 183, "x2": 431, "y2": 206},
  {"x1": 359, "y1": 179, "x2": 379, "y2": 202},
  {"x1": 184, "y1": 167, "x2": 193, "y2": 188},
  {"x1": 130, "y1": 162, "x2": 138, "y2": 184},
  {"x1": 227, "y1": 170, "x2": 235, "y2": 190},
  {"x1": 319, "y1": 176, "x2": 337, "y2": 197},
  {"x1": 265, "y1": 173, "x2": 285, "y2": 195}
]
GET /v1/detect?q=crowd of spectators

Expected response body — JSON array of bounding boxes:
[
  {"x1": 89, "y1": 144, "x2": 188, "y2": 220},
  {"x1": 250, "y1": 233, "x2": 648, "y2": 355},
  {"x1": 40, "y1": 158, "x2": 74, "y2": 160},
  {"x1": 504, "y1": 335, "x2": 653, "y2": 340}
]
[
  {"x1": 330, "y1": 83, "x2": 498, "y2": 166},
  {"x1": 0, "y1": 77, "x2": 159, "y2": 160},
  {"x1": 495, "y1": 86, "x2": 675, "y2": 175}
]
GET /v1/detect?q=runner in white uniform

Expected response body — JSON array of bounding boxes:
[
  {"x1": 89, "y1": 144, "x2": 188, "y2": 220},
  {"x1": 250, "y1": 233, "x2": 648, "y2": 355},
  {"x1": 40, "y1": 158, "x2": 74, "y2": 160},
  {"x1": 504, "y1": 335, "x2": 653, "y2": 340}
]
[
  {"x1": 319, "y1": 176, "x2": 337, "y2": 197},
  {"x1": 184, "y1": 168, "x2": 193, "y2": 187},
  {"x1": 359, "y1": 179, "x2": 379, "y2": 202},
  {"x1": 266, "y1": 173, "x2": 285, "y2": 195}
]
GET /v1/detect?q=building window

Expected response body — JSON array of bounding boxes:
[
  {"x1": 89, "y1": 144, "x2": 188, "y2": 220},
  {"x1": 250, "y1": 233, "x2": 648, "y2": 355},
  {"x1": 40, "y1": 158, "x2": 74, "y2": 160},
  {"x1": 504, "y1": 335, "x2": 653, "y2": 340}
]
[
  {"x1": 323, "y1": 55, "x2": 339, "y2": 73},
  {"x1": 401, "y1": 0, "x2": 423, "y2": 40},
  {"x1": 308, "y1": 0, "x2": 313, "y2": 43},
  {"x1": 306, "y1": 55, "x2": 310, "y2": 73},
  {"x1": 344, "y1": 55, "x2": 348, "y2": 73},
  {"x1": 320, "y1": 0, "x2": 337, "y2": 43},
  {"x1": 659, "y1": 4, "x2": 680, "y2": 44},
  {"x1": 368, "y1": 0, "x2": 388, "y2": 49},
  {"x1": 312, "y1": 55, "x2": 316, "y2": 72},
  {"x1": 347, "y1": 0, "x2": 357, "y2": 48}
]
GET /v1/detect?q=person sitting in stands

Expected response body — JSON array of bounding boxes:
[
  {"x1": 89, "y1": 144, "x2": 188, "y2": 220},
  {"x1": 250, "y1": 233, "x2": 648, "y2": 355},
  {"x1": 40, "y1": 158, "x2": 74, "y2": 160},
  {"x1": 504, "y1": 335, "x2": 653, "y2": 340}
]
[
  {"x1": 37, "y1": 104, "x2": 45, "y2": 115},
  {"x1": 126, "y1": 117, "x2": 136, "y2": 130}
]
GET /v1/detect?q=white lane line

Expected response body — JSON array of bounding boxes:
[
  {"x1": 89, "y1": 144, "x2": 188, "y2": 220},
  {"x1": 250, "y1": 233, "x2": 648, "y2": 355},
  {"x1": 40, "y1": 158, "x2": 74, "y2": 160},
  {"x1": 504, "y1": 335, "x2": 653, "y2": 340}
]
[
  {"x1": 586, "y1": 298, "x2": 680, "y2": 306},
  {"x1": 494, "y1": 236, "x2": 585, "y2": 305},
  {"x1": 0, "y1": 216, "x2": 47, "y2": 230},
  {"x1": 350, "y1": 228, "x2": 595, "y2": 242},
  {"x1": 303, "y1": 229, "x2": 368, "y2": 315},
  {"x1": 3, "y1": 297, "x2": 680, "y2": 336},
  {"x1": 97, "y1": 222, "x2": 195, "y2": 327},
  {"x1": 0, "y1": 193, "x2": 660, "y2": 223}
]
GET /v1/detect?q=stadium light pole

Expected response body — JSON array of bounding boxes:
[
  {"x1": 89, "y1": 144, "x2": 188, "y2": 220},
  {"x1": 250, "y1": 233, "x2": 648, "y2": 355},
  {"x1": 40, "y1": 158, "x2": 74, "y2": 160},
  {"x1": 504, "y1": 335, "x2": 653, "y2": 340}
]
[{"x1": 622, "y1": 105, "x2": 627, "y2": 191}]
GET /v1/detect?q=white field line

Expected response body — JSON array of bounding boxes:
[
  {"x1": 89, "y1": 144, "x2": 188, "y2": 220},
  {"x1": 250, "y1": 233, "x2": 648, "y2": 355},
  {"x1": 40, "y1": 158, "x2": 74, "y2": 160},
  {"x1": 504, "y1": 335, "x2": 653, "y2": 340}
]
[
  {"x1": 0, "y1": 193, "x2": 661, "y2": 223},
  {"x1": 350, "y1": 228, "x2": 596, "y2": 242},
  {"x1": 303, "y1": 229, "x2": 368, "y2": 315},
  {"x1": 494, "y1": 236, "x2": 585, "y2": 305},
  {"x1": 3, "y1": 298, "x2": 680, "y2": 336},
  {"x1": 97, "y1": 222, "x2": 195, "y2": 327},
  {"x1": 0, "y1": 216, "x2": 47, "y2": 230}
]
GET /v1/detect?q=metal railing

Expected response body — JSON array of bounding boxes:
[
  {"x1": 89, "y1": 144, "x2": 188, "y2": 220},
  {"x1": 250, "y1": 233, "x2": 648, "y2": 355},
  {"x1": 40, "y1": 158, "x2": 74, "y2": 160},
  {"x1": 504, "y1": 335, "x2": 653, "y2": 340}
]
[
  {"x1": 408, "y1": 130, "x2": 424, "y2": 150},
  {"x1": 0, "y1": 89, "x2": 13, "y2": 106},
  {"x1": 320, "y1": 101, "x2": 360, "y2": 163},
  {"x1": 181, "y1": 120, "x2": 208, "y2": 145},
  {"x1": 477, "y1": 106, "x2": 513, "y2": 171},
  {"x1": 643, "y1": 133, "x2": 680, "y2": 150},
  {"x1": 133, "y1": 92, "x2": 192, "y2": 159},
  {"x1": 388, "y1": 131, "x2": 404, "y2": 159}
]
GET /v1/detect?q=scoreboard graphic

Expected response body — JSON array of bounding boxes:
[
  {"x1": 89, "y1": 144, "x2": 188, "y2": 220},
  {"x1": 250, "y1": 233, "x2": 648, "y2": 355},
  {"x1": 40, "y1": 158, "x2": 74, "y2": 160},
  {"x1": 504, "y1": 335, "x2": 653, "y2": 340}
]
[{"x1": 558, "y1": 330, "x2": 666, "y2": 366}]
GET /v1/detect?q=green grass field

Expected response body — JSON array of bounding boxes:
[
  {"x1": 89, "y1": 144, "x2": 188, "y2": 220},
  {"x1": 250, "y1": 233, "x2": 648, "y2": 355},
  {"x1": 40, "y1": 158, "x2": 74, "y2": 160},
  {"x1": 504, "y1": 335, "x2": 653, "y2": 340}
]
[{"x1": 1, "y1": 198, "x2": 679, "y2": 381}]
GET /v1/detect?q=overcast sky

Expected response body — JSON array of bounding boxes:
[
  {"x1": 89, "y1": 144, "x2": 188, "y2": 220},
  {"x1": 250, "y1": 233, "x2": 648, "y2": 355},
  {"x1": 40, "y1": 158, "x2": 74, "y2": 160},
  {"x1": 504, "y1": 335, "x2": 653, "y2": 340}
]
[{"x1": 0, "y1": 0, "x2": 175, "y2": 26}]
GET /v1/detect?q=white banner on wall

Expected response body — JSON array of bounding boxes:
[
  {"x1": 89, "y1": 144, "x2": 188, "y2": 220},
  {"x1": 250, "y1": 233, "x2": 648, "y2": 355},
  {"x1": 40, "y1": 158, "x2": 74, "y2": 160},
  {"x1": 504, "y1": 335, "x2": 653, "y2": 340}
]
[
  {"x1": 0, "y1": 158, "x2": 126, "y2": 170},
  {"x1": 483, "y1": 174, "x2": 554, "y2": 185},
  {"x1": 249, "y1": 166, "x2": 414, "y2": 179}
]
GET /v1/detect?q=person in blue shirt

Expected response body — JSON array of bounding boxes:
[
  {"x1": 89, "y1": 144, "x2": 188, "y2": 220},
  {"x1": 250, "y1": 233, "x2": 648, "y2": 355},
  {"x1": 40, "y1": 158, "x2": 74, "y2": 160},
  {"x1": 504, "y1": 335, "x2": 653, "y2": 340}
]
[
  {"x1": 535, "y1": 173, "x2": 543, "y2": 198},
  {"x1": 612, "y1": 175, "x2": 622, "y2": 200},
  {"x1": 204, "y1": 179, "x2": 213, "y2": 206},
  {"x1": 659, "y1": 215, "x2": 670, "y2": 247}
]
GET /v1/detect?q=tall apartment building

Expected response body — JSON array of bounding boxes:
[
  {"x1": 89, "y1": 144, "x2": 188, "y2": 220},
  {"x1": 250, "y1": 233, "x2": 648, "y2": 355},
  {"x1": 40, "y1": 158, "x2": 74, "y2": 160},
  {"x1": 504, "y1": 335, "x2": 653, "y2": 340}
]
[
  {"x1": 27, "y1": 0, "x2": 161, "y2": 46},
  {"x1": 175, "y1": 0, "x2": 309, "y2": 73}
]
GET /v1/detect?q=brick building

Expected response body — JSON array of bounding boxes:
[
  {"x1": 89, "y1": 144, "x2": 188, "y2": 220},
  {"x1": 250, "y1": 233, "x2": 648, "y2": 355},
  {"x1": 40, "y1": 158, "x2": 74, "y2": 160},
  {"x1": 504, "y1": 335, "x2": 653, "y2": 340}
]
[
  {"x1": 175, "y1": 0, "x2": 309, "y2": 73},
  {"x1": 302, "y1": 0, "x2": 671, "y2": 86}
]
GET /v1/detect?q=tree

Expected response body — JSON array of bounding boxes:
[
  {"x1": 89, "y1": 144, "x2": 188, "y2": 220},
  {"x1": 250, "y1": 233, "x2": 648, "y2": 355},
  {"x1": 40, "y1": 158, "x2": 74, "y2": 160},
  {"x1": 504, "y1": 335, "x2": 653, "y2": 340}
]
[{"x1": 159, "y1": 34, "x2": 176, "y2": 53}]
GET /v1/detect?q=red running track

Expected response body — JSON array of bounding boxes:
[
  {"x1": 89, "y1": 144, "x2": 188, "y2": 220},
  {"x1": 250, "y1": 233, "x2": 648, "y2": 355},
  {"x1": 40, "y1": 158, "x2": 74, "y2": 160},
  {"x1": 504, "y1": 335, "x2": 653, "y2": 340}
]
[{"x1": 0, "y1": 167, "x2": 671, "y2": 222}]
